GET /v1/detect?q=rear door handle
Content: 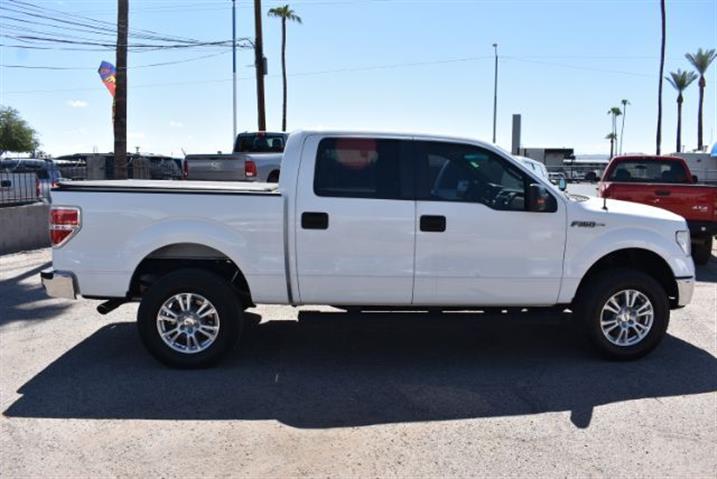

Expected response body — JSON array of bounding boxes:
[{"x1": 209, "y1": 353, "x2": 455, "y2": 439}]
[
  {"x1": 420, "y1": 215, "x2": 446, "y2": 232},
  {"x1": 301, "y1": 212, "x2": 329, "y2": 230},
  {"x1": 655, "y1": 190, "x2": 671, "y2": 196}
]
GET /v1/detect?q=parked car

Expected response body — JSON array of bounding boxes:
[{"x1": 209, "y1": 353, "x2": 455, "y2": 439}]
[
  {"x1": 42, "y1": 131, "x2": 695, "y2": 368},
  {"x1": 0, "y1": 171, "x2": 39, "y2": 205},
  {"x1": 599, "y1": 155, "x2": 717, "y2": 264},
  {"x1": 515, "y1": 155, "x2": 549, "y2": 179},
  {"x1": 185, "y1": 132, "x2": 286, "y2": 183},
  {"x1": 132, "y1": 154, "x2": 183, "y2": 180},
  {"x1": 548, "y1": 171, "x2": 567, "y2": 185},
  {"x1": 0, "y1": 158, "x2": 64, "y2": 202}
]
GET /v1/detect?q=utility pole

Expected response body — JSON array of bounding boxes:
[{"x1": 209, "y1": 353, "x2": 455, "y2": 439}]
[
  {"x1": 656, "y1": 0, "x2": 666, "y2": 155},
  {"x1": 114, "y1": 0, "x2": 128, "y2": 179},
  {"x1": 254, "y1": 0, "x2": 267, "y2": 131},
  {"x1": 492, "y1": 43, "x2": 498, "y2": 144},
  {"x1": 232, "y1": 0, "x2": 237, "y2": 145}
]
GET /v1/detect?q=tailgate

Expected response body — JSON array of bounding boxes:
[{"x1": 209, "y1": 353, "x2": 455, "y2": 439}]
[
  {"x1": 186, "y1": 155, "x2": 245, "y2": 181},
  {"x1": 602, "y1": 182, "x2": 716, "y2": 221}
]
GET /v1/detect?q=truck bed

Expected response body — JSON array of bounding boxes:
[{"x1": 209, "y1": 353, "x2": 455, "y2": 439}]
[{"x1": 50, "y1": 180, "x2": 286, "y2": 301}]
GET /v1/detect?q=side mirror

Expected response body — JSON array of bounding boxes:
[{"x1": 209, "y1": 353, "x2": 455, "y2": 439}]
[
  {"x1": 528, "y1": 183, "x2": 557, "y2": 212},
  {"x1": 692, "y1": 175, "x2": 698, "y2": 183},
  {"x1": 558, "y1": 177, "x2": 567, "y2": 191}
]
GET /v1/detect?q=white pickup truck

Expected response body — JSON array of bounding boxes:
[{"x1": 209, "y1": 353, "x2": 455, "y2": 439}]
[{"x1": 42, "y1": 131, "x2": 696, "y2": 368}]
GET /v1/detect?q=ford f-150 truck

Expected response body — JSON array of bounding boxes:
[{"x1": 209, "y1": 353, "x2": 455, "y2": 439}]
[
  {"x1": 599, "y1": 155, "x2": 717, "y2": 264},
  {"x1": 42, "y1": 131, "x2": 695, "y2": 368},
  {"x1": 184, "y1": 132, "x2": 285, "y2": 183}
]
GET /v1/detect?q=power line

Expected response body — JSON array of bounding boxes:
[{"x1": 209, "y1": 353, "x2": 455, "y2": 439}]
[
  {"x1": 6, "y1": 0, "x2": 205, "y2": 43},
  {"x1": 0, "y1": 51, "x2": 232, "y2": 71},
  {"x1": 0, "y1": 0, "x2": 240, "y2": 51},
  {"x1": 502, "y1": 56, "x2": 652, "y2": 78}
]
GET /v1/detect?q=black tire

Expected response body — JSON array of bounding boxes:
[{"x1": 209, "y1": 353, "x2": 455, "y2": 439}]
[
  {"x1": 137, "y1": 269, "x2": 243, "y2": 368},
  {"x1": 692, "y1": 237, "x2": 713, "y2": 266},
  {"x1": 574, "y1": 268, "x2": 669, "y2": 360},
  {"x1": 267, "y1": 170, "x2": 280, "y2": 183}
]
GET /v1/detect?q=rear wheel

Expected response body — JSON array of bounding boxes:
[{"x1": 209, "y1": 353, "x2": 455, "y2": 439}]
[
  {"x1": 575, "y1": 269, "x2": 669, "y2": 360},
  {"x1": 692, "y1": 236, "x2": 713, "y2": 265},
  {"x1": 137, "y1": 269, "x2": 243, "y2": 368}
]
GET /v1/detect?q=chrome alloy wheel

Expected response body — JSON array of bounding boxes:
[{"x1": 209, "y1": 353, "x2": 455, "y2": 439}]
[
  {"x1": 156, "y1": 293, "x2": 221, "y2": 354},
  {"x1": 599, "y1": 289, "x2": 654, "y2": 347}
]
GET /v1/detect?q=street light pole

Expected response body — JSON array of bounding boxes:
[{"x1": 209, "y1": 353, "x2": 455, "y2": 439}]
[
  {"x1": 492, "y1": 43, "x2": 498, "y2": 144},
  {"x1": 232, "y1": 0, "x2": 237, "y2": 146}
]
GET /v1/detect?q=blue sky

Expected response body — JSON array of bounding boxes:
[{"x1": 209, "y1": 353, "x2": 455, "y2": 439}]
[{"x1": 1, "y1": 0, "x2": 716, "y2": 156}]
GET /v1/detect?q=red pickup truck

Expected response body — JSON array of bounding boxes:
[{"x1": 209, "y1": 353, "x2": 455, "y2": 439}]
[{"x1": 599, "y1": 155, "x2": 717, "y2": 265}]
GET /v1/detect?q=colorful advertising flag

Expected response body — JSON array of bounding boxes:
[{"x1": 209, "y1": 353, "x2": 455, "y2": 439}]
[{"x1": 97, "y1": 61, "x2": 117, "y2": 97}]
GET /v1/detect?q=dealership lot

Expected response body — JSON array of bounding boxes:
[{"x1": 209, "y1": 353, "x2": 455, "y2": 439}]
[{"x1": 1, "y1": 248, "x2": 715, "y2": 477}]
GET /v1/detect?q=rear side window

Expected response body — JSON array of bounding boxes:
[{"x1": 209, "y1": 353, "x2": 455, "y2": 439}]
[
  {"x1": 314, "y1": 137, "x2": 412, "y2": 200},
  {"x1": 608, "y1": 159, "x2": 688, "y2": 183},
  {"x1": 234, "y1": 133, "x2": 287, "y2": 153}
]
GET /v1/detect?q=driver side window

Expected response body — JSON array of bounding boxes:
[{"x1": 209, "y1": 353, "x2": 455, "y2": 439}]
[{"x1": 416, "y1": 141, "x2": 527, "y2": 211}]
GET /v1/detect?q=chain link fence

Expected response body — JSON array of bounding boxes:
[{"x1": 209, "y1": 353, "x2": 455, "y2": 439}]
[{"x1": 1, "y1": 155, "x2": 182, "y2": 207}]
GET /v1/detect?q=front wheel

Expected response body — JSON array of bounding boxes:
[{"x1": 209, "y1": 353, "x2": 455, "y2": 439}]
[
  {"x1": 692, "y1": 236, "x2": 713, "y2": 265},
  {"x1": 575, "y1": 269, "x2": 669, "y2": 360},
  {"x1": 137, "y1": 269, "x2": 243, "y2": 368}
]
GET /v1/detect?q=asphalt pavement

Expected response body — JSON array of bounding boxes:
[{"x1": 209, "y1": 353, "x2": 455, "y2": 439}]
[{"x1": 1, "y1": 248, "x2": 715, "y2": 478}]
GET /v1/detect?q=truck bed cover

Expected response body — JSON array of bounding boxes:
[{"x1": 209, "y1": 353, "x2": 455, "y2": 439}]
[{"x1": 55, "y1": 179, "x2": 280, "y2": 195}]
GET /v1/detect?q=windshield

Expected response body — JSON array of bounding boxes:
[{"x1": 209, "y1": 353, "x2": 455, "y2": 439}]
[
  {"x1": 233, "y1": 133, "x2": 287, "y2": 153},
  {"x1": 607, "y1": 159, "x2": 688, "y2": 183}
]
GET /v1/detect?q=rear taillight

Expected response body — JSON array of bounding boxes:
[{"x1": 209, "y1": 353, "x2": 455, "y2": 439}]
[
  {"x1": 182, "y1": 159, "x2": 189, "y2": 179},
  {"x1": 245, "y1": 160, "x2": 257, "y2": 178},
  {"x1": 50, "y1": 207, "x2": 81, "y2": 247}
]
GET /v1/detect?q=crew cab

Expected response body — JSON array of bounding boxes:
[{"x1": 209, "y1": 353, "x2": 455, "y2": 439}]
[
  {"x1": 42, "y1": 131, "x2": 695, "y2": 368},
  {"x1": 185, "y1": 132, "x2": 285, "y2": 183},
  {"x1": 599, "y1": 155, "x2": 717, "y2": 264}
]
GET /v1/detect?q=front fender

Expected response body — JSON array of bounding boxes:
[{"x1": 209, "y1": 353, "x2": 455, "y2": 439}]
[{"x1": 558, "y1": 226, "x2": 694, "y2": 303}]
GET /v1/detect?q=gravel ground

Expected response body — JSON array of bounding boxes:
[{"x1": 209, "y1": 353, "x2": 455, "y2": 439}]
[{"x1": 1, "y1": 248, "x2": 716, "y2": 478}]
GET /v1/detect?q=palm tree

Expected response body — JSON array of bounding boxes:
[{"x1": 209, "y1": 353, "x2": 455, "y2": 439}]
[
  {"x1": 685, "y1": 48, "x2": 717, "y2": 150},
  {"x1": 619, "y1": 99, "x2": 630, "y2": 154},
  {"x1": 606, "y1": 133, "x2": 618, "y2": 158},
  {"x1": 666, "y1": 69, "x2": 698, "y2": 152},
  {"x1": 268, "y1": 5, "x2": 302, "y2": 132},
  {"x1": 656, "y1": 0, "x2": 666, "y2": 155},
  {"x1": 608, "y1": 106, "x2": 622, "y2": 150}
]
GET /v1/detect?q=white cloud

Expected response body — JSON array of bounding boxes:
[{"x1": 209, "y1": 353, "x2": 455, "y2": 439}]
[
  {"x1": 169, "y1": 120, "x2": 184, "y2": 128},
  {"x1": 67, "y1": 100, "x2": 88, "y2": 108}
]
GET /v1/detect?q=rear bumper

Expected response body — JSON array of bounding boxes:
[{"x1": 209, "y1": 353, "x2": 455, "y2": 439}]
[
  {"x1": 687, "y1": 221, "x2": 717, "y2": 238},
  {"x1": 676, "y1": 276, "x2": 695, "y2": 307},
  {"x1": 40, "y1": 268, "x2": 77, "y2": 299}
]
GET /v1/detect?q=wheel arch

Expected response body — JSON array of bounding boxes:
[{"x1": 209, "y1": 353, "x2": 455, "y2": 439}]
[
  {"x1": 128, "y1": 242, "x2": 253, "y2": 307},
  {"x1": 267, "y1": 169, "x2": 280, "y2": 183},
  {"x1": 573, "y1": 248, "x2": 679, "y2": 308}
]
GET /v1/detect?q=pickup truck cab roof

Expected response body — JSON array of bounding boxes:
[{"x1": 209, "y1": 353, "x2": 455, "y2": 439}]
[{"x1": 602, "y1": 155, "x2": 695, "y2": 184}]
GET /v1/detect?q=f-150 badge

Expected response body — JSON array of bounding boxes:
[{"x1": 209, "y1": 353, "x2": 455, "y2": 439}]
[{"x1": 571, "y1": 221, "x2": 606, "y2": 228}]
